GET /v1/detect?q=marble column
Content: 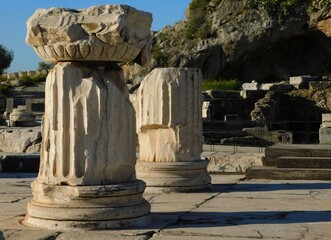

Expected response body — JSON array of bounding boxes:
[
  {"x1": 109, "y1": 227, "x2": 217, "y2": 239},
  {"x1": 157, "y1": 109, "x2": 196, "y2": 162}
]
[
  {"x1": 136, "y1": 68, "x2": 211, "y2": 192},
  {"x1": 23, "y1": 5, "x2": 152, "y2": 230}
]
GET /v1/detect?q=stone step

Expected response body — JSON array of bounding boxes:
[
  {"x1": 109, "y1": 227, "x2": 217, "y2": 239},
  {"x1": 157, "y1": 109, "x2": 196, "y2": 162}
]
[
  {"x1": 276, "y1": 156, "x2": 331, "y2": 169},
  {"x1": 0, "y1": 154, "x2": 40, "y2": 172},
  {"x1": 264, "y1": 144, "x2": 331, "y2": 166},
  {"x1": 246, "y1": 166, "x2": 331, "y2": 180}
]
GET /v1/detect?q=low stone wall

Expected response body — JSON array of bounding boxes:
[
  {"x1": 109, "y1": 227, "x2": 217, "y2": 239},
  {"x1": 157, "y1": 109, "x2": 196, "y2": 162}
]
[{"x1": 203, "y1": 151, "x2": 264, "y2": 173}]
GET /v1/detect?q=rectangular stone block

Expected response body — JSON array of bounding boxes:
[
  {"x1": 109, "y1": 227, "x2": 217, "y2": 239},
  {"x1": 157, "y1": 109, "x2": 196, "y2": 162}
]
[
  {"x1": 289, "y1": 76, "x2": 319, "y2": 84},
  {"x1": 6, "y1": 98, "x2": 13, "y2": 113},
  {"x1": 322, "y1": 113, "x2": 331, "y2": 123},
  {"x1": 25, "y1": 99, "x2": 32, "y2": 112},
  {"x1": 260, "y1": 83, "x2": 274, "y2": 91},
  {"x1": 319, "y1": 127, "x2": 331, "y2": 144},
  {"x1": 242, "y1": 82, "x2": 259, "y2": 90}
]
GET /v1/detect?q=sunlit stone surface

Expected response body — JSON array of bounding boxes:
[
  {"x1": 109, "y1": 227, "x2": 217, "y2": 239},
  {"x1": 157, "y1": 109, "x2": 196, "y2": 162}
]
[
  {"x1": 24, "y1": 5, "x2": 151, "y2": 230},
  {"x1": 26, "y1": 5, "x2": 152, "y2": 66},
  {"x1": 136, "y1": 68, "x2": 211, "y2": 192}
]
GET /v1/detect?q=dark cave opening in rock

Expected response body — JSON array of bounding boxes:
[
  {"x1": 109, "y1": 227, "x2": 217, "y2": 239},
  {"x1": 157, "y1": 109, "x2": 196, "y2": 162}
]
[{"x1": 239, "y1": 30, "x2": 331, "y2": 83}]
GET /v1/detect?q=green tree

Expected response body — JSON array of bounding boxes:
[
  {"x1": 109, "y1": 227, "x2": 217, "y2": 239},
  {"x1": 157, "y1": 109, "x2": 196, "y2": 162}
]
[
  {"x1": 38, "y1": 61, "x2": 54, "y2": 72},
  {"x1": 0, "y1": 44, "x2": 14, "y2": 74}
]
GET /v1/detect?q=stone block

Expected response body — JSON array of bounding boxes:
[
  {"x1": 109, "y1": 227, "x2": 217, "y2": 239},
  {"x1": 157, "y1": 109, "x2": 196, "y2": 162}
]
[
  {"x1": 261, "y1": 82, "x2": 294, "y2": 91},
  {"x1": 26, "y1": 5, "x2": 152, "y2": 66},
  {"x1": 9, "y1": 105, "x2": 36, "y2": 127},
  {"x1": 0, "y1": 127, "x2": 41, "y2": 153},
  {"x1": 205, "y1": 90, "x2": 240, "y2": 98},
  {"x1": 242, "y1": 81, "x2": 260, "y2": 90},
  {"x1": 322, "y1": 113, "x2": 331, "y2": 127},
  {"x1": 6, "y1": 98, "x2": 13, "y2": 113},
  {"x1": 206, "y1": 153, "x2": 264, "y2": 173},
  {"x1": 322, "y1": 113, "x2": 331, "y2": 123},
  {"x1": 25, "y1": 99, "x2": 32, "y2": 112},
  {"x1": 319, "y1": 127, "x2": 331, "y2": 144},
  {"x1": 290, "y1": 76, "x2": 322, "y2": 89},
  {"x1": 202, "y1": 101, "x2": 210, "y2": 119},
  {"x1": 260, "y1": 83, "x2": 274, "y2": 91}
]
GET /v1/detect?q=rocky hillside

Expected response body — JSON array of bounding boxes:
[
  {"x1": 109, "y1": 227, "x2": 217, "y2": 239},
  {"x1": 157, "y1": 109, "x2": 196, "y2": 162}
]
[{"x1": 124, "y1": 0, "x2": 331, "y2": 84}]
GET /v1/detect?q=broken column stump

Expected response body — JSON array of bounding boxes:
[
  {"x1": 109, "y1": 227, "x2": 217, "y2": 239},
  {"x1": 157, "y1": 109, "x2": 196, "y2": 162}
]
[{"x1": 136, "y1": 68, "x2": 211, "y2": 192}]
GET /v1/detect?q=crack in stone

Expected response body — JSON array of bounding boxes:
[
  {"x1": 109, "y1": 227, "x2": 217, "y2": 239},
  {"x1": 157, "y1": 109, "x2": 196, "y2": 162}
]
[
  {"x1": 42, "y1": 231, "x2": 62, "y2": 240},
  {"x1": 10, "y1": 196, "x2": 30, "y2": 203},
  {"x1": 131, "y1": 231, "x2": 156, "y2": 240},
  {"x1": 159, "y1": 178, "x2": 243, "y2": 230},
  {"x1": 256, "y1": 230, "x2": 263, "y2": 238}
]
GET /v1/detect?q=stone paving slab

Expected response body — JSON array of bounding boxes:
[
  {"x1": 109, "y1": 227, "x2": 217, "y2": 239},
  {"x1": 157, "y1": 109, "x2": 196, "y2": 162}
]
[{"x1": 0, "y1": 174, "x2": 331, "y2": 239}]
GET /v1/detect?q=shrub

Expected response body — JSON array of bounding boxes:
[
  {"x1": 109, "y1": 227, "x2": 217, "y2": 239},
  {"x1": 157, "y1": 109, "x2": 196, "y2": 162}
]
[
  {"x1": 17, "y1": 73, "x2": 47, "y2": 87},
  {"x1": 185, "y1": 0, "x2": 212, "y2": 39},
  {"x1": 0, "y1": 44, "x2": 14, "y2": 75},
  {"x1": 152, "y1": 45, "x2": 169, "y2": 66},
  {"x1": 202, "y1": 79, "x2": 241, "y2": 91},
  {"x1": 309, "y1": 0, "x2": 331, "y2": 11},
  {"x1": 246, "y1": 0, "x2": 299, "y2": 17}
]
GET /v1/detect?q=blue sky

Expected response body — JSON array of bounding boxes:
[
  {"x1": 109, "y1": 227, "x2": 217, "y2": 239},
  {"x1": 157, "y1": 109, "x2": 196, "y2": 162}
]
[{"x1": 0, "y1": 0, "x2": 191, "y2": 73}]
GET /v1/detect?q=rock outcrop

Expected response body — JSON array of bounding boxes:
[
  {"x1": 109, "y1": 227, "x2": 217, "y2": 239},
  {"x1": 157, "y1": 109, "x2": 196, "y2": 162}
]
[{"x1": 125, "y1": 0, "x2": 331, "y2": 83}]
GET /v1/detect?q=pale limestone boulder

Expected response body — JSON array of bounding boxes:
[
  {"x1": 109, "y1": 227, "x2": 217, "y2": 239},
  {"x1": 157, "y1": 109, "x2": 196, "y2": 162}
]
[
  {"x1": 137, "y1": 68, "x2": 203, "y2": 162},
  {"x1": 26, "y1": 5, "x2": 152, "y2": 66},
  {"x1": 38, "y1": 62, "x2": 136, "y2": 186},
  {"x1": 0, "y1": 127, "x2": 41, "y2": 153}
]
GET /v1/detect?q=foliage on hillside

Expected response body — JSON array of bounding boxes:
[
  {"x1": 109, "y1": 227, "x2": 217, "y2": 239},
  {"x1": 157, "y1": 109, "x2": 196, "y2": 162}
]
[
  {"x1": 309, "y1": 0, "x2": 331, "y2": 11},
  {"x1": 149, "y1": 0, "x2": 331, "y2": 82},
  {"x1": 246, "y1": 0, "x2": 331, "y2": 15},
  {"x1": 185, "y1": 0, "x2": 222, "y2": 39}
]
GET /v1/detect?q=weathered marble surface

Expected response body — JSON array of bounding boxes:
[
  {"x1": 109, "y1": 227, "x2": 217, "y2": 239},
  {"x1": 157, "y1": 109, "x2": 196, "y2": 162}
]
[
  {"x1": 26, "y1": 5, "x2": 152, "y2": 66},
  {"x1": 0, "y1": 127, "x2": 41, "y2": 153},
  {"x1": 137, "y1": 68, "x2": 203, "y2": 162},
  {"x1": 24, "y1": 62, "x2": 150, "y2": 229},
  {"x1": 2, "y1": 174, "x2": 331, "y2": 239},
  {"x1": 136, "y1": 68, "x2": 210, "y2": 192},
  {"x1": 39, "y1": 62, "x2": 136, "y2": 186}
]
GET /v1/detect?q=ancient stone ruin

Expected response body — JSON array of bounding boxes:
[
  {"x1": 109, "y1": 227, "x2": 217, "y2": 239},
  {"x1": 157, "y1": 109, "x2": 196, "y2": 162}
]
[
  {"x1": 320, "y1": 113, "x2": 331, "y2": 144},
  {"x1": 136, "y1": 68, "x2": 211, "y2": 192},
  {"x1": 23, "y1": 5, "x2": 152, "y2": 230}
]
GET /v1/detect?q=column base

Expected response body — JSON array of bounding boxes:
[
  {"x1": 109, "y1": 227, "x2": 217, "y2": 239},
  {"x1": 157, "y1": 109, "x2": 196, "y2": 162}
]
[
  {"x1": 136, "y1": 160, "x2": 211, "y2": 193},
  {"x1": 23, "y1": 180, "x2": 151, "y2": 230}
]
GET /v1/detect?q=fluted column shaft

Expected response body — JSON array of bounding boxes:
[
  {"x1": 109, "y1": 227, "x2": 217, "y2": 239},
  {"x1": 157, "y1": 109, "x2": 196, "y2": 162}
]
[{"x1": 38, "y1": 62, "x2": 136, "y2": 186}]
